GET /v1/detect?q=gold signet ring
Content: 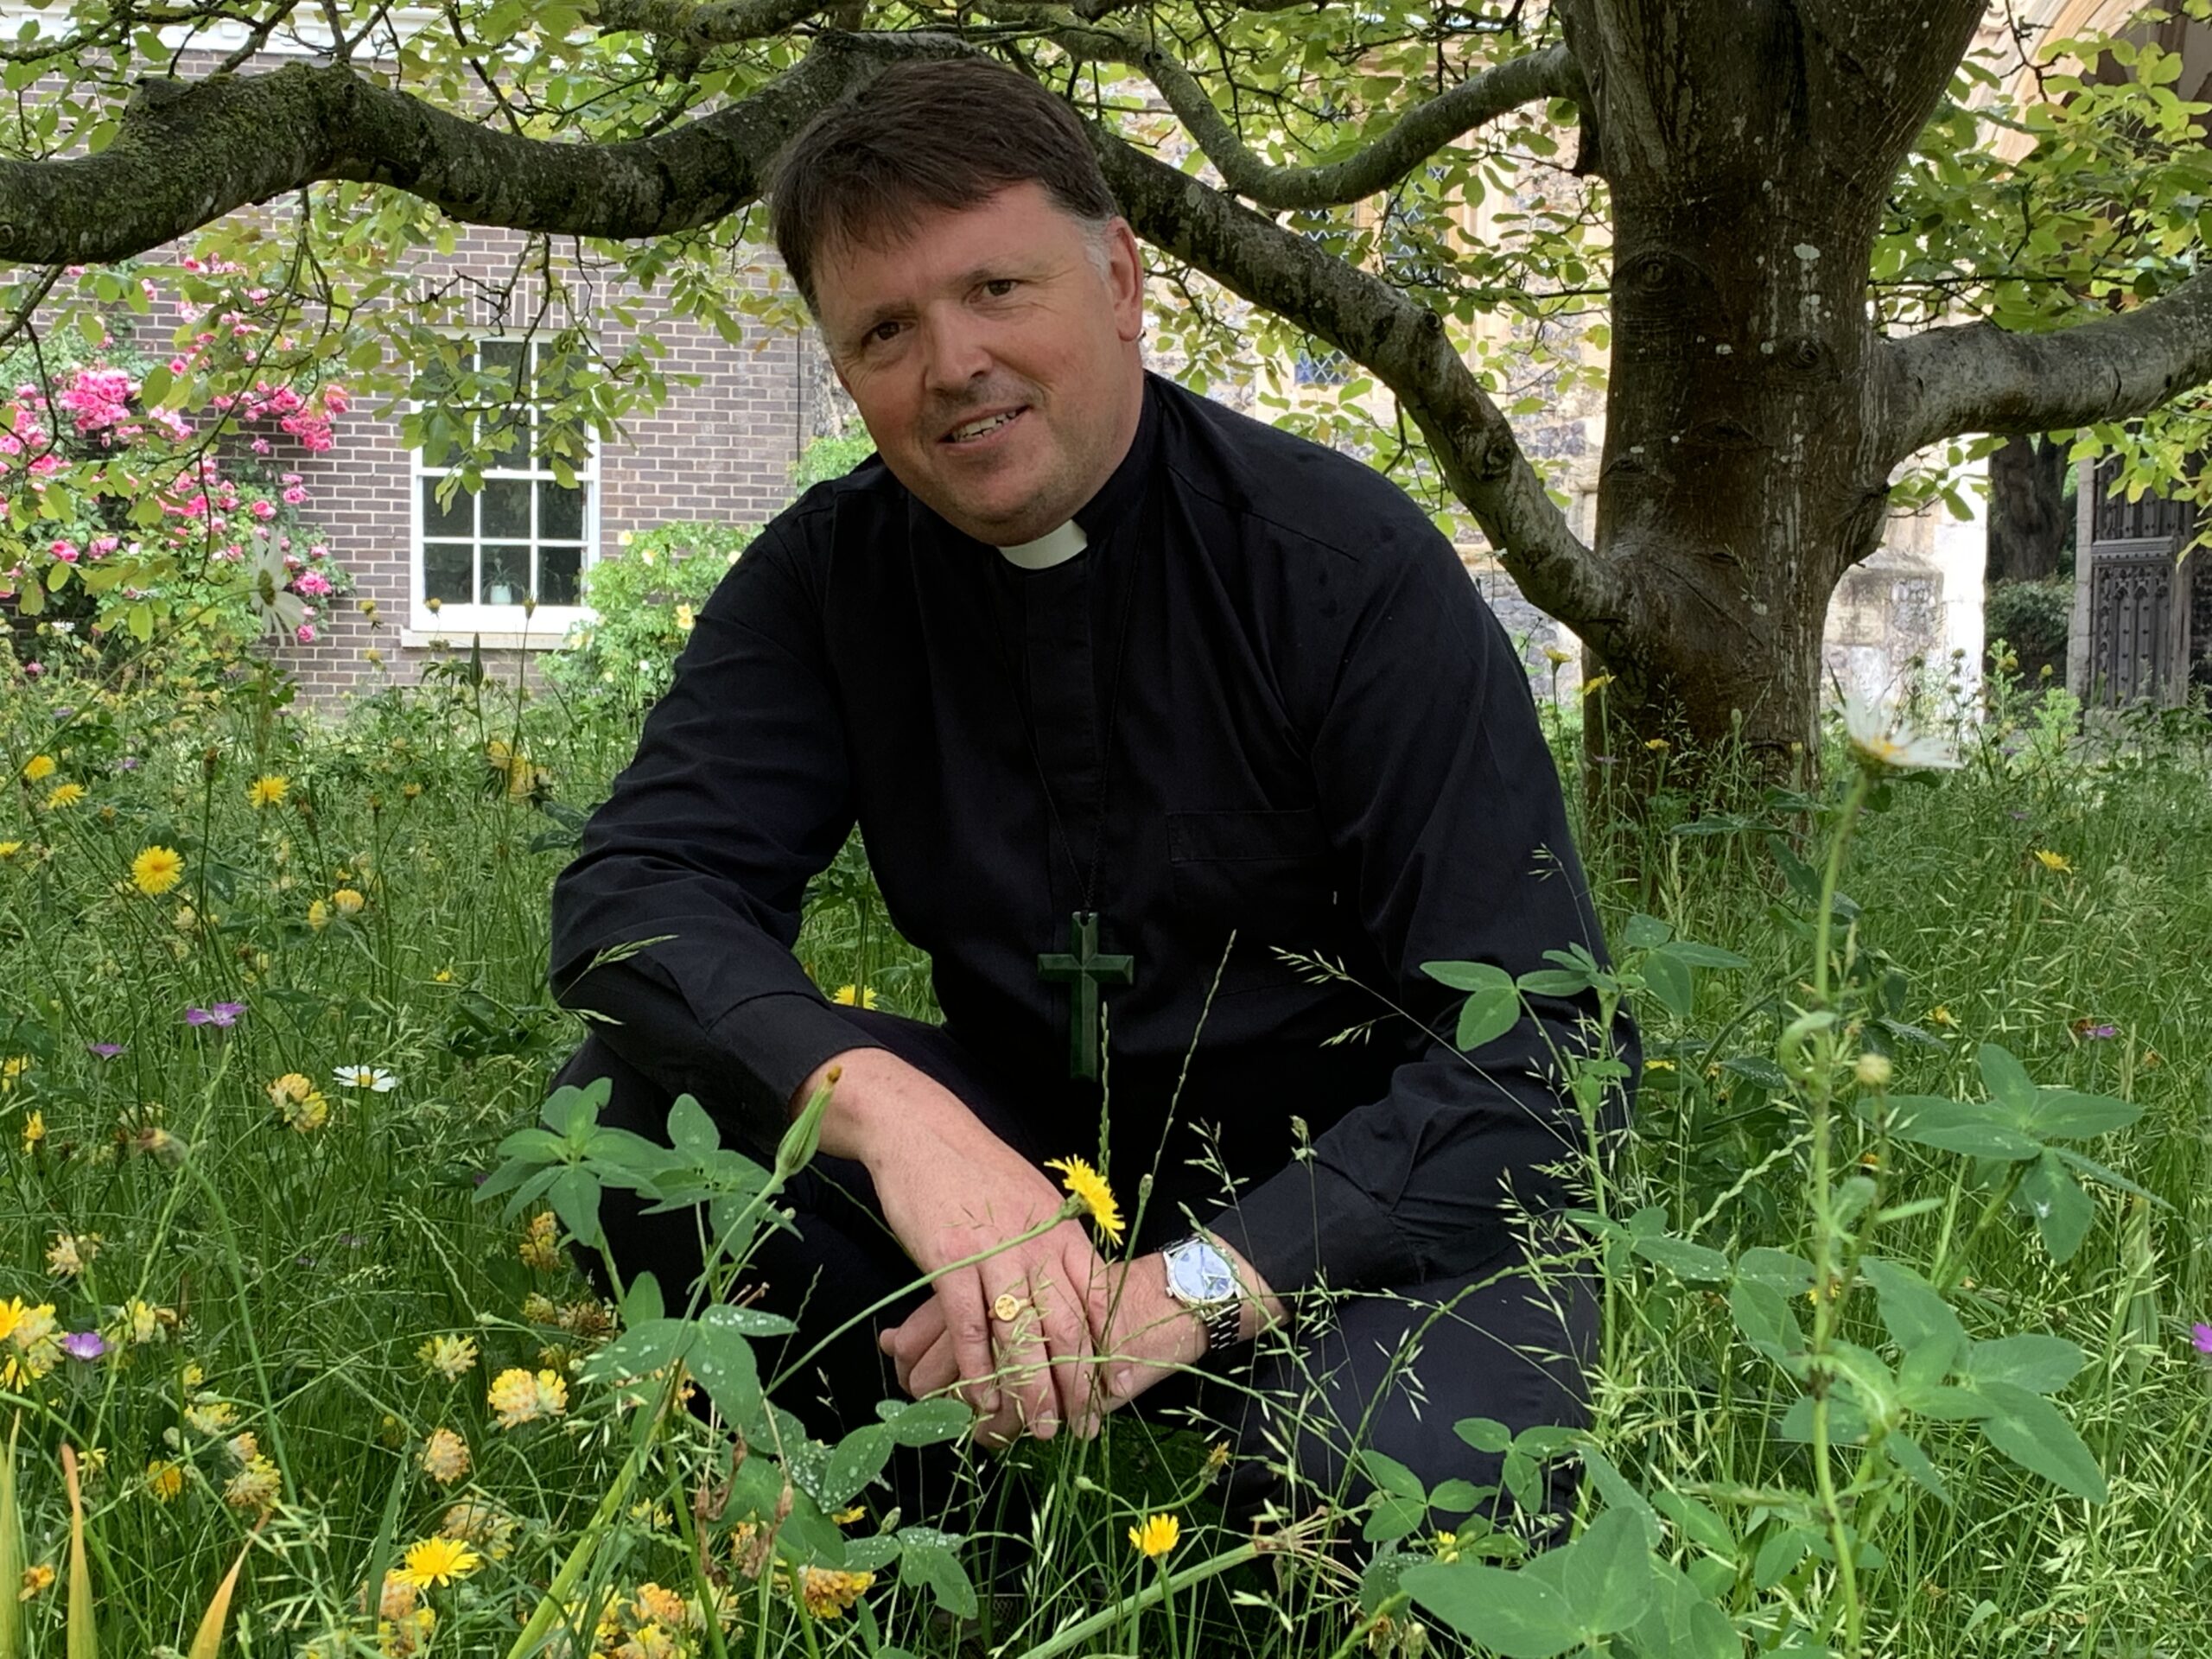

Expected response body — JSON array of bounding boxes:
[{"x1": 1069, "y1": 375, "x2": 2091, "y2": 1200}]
[{"x1": 992, "y1": 1292, "x2": 1027, "y2": 1323}]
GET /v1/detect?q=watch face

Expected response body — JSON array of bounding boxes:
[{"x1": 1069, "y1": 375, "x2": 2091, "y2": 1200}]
[{"x1": 1166, "y1": 1240, "x2": 1236, "y2": 1303}]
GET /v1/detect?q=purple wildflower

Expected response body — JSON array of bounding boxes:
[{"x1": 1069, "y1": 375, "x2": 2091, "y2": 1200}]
[
  {"x1": 2194, "y1": 1322, "x2": 2212, "y2": 1356},
  {"x1": 183, "y1": 1002, "x2": 245, "y2": 1028},
  {"x1": 2081, "y1": 1023, "x2": 2120, "y2": 1041},
  {"x1": 61, "y1": 1331, "x2": 105, "y2": 1362},
  {"x1": 86, "y1": 1043, "x2": 125, "y2": 1059},
  {"x1": 116, "y1": 756, "x2": 141, "y2": 772}
]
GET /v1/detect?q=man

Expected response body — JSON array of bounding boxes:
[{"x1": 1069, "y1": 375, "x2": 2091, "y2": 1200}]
[{"x1": 547, "y1": 56, "x2": 1632, "y2": 1534}]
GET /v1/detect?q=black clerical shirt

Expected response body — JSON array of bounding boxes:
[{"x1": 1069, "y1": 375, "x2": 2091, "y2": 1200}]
[{"x1": 549, "y1": 371, "x2": 1632, "y2": 1302}]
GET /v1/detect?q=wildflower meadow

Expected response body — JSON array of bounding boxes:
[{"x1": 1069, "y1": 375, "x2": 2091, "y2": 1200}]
[{"x1": 0, "y1": 574, "x2": 2208, "y2": 1658}]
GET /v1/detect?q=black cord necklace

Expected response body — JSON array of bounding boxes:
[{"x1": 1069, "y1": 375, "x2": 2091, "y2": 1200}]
[{"x1": 990, "y1": 499, "x2": 1150, "y2": 1081}]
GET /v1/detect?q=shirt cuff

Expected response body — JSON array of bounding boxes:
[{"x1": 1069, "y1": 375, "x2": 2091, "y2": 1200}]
[
  {"x1": 704, "y1": 989, "x2": 887, "y2": 1144},
  {"x1": 1205, "y1": 1158, "x2": 1419, "y2": 1300}
]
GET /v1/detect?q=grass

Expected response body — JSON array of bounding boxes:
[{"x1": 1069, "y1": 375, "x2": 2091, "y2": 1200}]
[{"x1": 0, "y1": 637, "x2": 2207, "y2": 1657}]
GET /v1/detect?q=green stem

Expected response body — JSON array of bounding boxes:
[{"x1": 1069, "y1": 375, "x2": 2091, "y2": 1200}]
[{"x1": 1006, "y1": 1543, "x2": 1261, "y2": 1659}]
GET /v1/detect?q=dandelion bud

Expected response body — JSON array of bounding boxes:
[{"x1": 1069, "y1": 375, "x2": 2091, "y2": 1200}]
[
  {"x1": 523, "y1": 593, "x2": 537, "y2": 617},
  {"x1": 1853, "y1": 1052, "x2": 1892, "y2": 1089},
  {"x1": 201, "y1": 746, "x2": 219, "y2": 778},
  {"x1": 425, "y1": 596, "x2": 442, "y2": 613}
]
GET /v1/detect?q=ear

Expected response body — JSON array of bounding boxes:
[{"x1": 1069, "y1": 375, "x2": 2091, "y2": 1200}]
[{"x1": 1106, "y1": 219, "x2": 1145, "y2": 344}]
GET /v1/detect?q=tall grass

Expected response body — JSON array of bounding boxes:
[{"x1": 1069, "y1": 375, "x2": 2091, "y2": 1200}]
[{"x1": 0, "y1": 637, "x2": 2205, "y2": 1656}]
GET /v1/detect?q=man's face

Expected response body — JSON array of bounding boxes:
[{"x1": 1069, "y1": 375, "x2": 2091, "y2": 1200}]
[{"x1": 813, "y1": 180, "x2": 1146, "y2": 547}]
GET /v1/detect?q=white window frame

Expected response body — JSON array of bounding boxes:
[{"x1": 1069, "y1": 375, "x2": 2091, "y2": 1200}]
[{"x1": 407, "y1": 332, "x2": 601, "y2": 647}]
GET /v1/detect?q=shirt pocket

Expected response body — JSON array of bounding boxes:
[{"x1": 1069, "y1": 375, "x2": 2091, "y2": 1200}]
[{"x1": 1166, "y1": 807, "x2": 1339, "y2": 946}]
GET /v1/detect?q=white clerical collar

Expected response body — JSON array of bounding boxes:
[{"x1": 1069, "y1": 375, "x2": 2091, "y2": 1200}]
[{"x1": 995, "y1": 519, "x2": 1089, "y2": 570}]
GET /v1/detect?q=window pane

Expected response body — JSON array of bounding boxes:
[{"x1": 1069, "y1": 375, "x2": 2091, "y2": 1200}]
[
  {"x1": 480, "y1": 340, "x2": 531, "y2": 458},
  {"x1": 538, "y1": 544, "x2": 583, "y2": 606},
  {"x1": 423, "y1": 543, "x2": 474, "y2": 605},
  {"x1": 481, "y1": 544, "x2": 531, "y2": 607},
  {"x1": 481, "y1": 478, "x2": 531, "y2": 540},
  {"x1": 421, "y1": 477, "x2": 472, "y2": 539},
  {"x1": 480, "y1": 339, "x2": 527, "y2": 385},
  {"x1": 538, "y1": 480, "x2": 584, "y2": 542}
]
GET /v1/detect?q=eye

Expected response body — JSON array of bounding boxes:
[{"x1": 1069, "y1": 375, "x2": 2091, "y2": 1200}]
[
  {"x1": 864, "y1": 319, "x2": 902, "y2": 346},
  {"x1": 981, "y1": 278, "x2": 1019, "y2": 299}
]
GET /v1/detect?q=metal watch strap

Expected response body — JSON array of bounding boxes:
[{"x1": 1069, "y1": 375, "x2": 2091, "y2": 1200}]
[{"x1": 1196, "y1": 1297, "x2": 1243, "y2": 1356}]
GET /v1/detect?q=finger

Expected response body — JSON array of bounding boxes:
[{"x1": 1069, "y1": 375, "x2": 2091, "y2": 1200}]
[
  {"x1": 1044, "y1": 1240, "x2": 1105, "y2": 1438},
  {"x1": 1007, "y1": 1260, "x2": 1069, "y2": 1441},
  {"x1": 946, "y1": 1274, "x2": 1000, "y2": 1421},
  {"x1": 911, "y1": 1328, "x2": 961, "y2": 1401}
]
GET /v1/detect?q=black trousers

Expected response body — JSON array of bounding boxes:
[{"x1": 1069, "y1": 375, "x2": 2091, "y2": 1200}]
[{"x1": 550, "y1": 1005, "x2": 1596, "y2": 1537}]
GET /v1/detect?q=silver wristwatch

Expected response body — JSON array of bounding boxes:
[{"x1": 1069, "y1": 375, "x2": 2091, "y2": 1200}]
[{"x1": 1162, "y1": 1233, "x2": 1244, "y2": 1355}]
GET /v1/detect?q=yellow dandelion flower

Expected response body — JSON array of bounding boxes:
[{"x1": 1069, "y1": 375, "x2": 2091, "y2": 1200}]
[
  {"x1": 1128, "y1": 1512, "x2": 1181, "y2": 1559},
  {"x1": 131, "y1": 845, "x2": 184, "y2": 896},
  {"x1": 1541, "y1": 645, "x2": 1573, "y2": 666},
  {"x1": 19, "y1": 1562, "x2": 54, "y2": 1599},
  {"x1": 331, "y1": 887, "x2": 366, "y2": 915},
  {"x1": 830, "y1": 984, "x2": 879, "y2": 1008},
  {"x1": 417, "y1": 1333, "x2": 479, "y2": 1381},
  {"x1": 1643, "y1": 1058, "x2": 1677, "y2": 1073},
  {"x1": 1644, "y1": 738, "x2": 1670, "y2": 753},
  {"x1": 0, "y1": 1055, "x2": 25, "y2": 1090},
  {"x1": 797, "y1": 1567, "x2": 874, "y2": 1620},
  {"x1": 486, "y1": 1367, "x2": 567, "y2": 1429},
  {"x1": 2032, "y1": 849, "x2": 2071, "y2": 874},
  {"x1": 830, "y1": 1504, "x2": 866, "y2": 1526},
  {"x1": 21, "y1": 753, "x2": 54, "y2": 782},
  {"x1": 0, "y1": 842, "x2": 20, "y2": 858},
  {"x1": 420, "y1": 1427, "x2": 471, "y2": 1485},
  {"x1": 400, "y1": 1535, "x2": 480, "y2": 1588},
  {"x1": 1927, "y1": 1006, "x2": 1958, "y2": 1029},
  {"x1": 1580, "y1": 673, "x2": 1614, "y2": 698},
  {"x1": 431, "y1": 967, "x2": 453, "y2": 982},
  {"x1": 307, "y1": 898, "x2": 330, "y2": 930},
  {"x1": 1044, "y1": 1154, "x2": 1125, "y2": 1244},
  {"x1": 248, "y1": 774, "x2": 289, "y2": 808},
  {"x1": 519, "y1": 1211, "x2": 561, "y2": 1272},
  {"x1": 144, "y1": 1459, "x2": 183, "y2": 1501},
  {"x1": 21, "y1": 1109, "x2": 43, "y2": 1151},
  {"x1": 43, "y1": 782, "x2": 85, "y2": 810},
  {"x1": 223, "y1": 1455, "x2": 281, "y2": 1515}
]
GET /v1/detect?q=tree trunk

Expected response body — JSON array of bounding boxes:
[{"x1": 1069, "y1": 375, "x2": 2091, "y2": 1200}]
[{"x1": 1985, "y1": 433, "x2": 2068, "y2": 582}]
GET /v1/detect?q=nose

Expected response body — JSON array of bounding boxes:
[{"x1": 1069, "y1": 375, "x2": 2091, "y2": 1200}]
[{"x1": 918, "y1": 302, "x2": 993, "y2": 397}]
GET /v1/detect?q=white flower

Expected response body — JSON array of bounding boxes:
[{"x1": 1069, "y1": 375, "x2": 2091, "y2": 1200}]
[
  {"x1": 334, "y1": 1065, "x2": 398, "y2": 1092},
  {"x1": 245, "y1": 534, "x2": 308, "y2": 639},
  {"x1": 1839, "y1": 693, "x2": 1958, "y2": 774}
]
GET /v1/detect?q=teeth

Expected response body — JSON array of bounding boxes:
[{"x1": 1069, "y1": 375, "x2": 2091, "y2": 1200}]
[{"x1": 951, "y1": 410, "x2": 1017, "y2": 441}]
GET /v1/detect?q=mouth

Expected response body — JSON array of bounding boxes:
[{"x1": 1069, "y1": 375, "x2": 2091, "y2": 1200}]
[{"x1": 940, "y1": 405, "x2": 1028, "y2": 447}]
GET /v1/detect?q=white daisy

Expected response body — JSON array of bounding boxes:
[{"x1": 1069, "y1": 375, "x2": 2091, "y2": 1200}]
[
  {"x1": 1839, "y1": 693, "x2": 1958, "y2": 775},
  {"x1": 334, "y1": 1065, "x2": 398, "y2": 1092},
  {"x1": 245, "y1": 534, "x2": 308, "y2": 639}
]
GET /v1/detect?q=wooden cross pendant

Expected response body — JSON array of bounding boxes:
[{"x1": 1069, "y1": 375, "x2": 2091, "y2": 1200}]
[{"x1": 1037, "y1": 910, "x2": 1134, "y2": 1081}]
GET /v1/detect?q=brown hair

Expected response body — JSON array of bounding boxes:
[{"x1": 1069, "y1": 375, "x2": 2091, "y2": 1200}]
[{"x1": 767, "y1": 59, "x2": 1122, "y2": 315}]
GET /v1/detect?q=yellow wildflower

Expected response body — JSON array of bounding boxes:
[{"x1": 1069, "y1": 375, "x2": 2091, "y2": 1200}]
[
  {"x1": 19, "y1": 1562, "x2": 54, "y2": 1600},
  {"x1": 1644, "y1": 1058, "x2": 1676, "y2": 1073},
  {"x1": 0, "y1": 842, "x2": 19, "y2": 858},
  {"x1": 418, "y1": 1333, "x2": 479, "y2": 1381},
  {"x1": 830, "y1": 983, "x2": 878, "y2": 1008},
  {"x1": 432, "y1": 966, "x2": 453, "y2": 982},
  {"x1": 43, "y1": 782, "x2": 85, "y2": 809},
  {"x1": 2032, "y1": 849, "x2": 2072, "y2": 874},
  {"x1": 184, "y1": 1400, "x2": 238, "y2": 1435},
  {"x1": 378, "y1": 1569, "x2": 419, "y2": 1620},
  {"x1": 1928, "y1": 1006, "x2": 1958, "y2": 1029},
  {"x1": 331, "y1": 887, "x2": 366, "y2": 915},
  {"x1": 0, "y1": 1298, "x2": 60, "y2": 1387},
  {"x1": 674, "y1": 603, "x2": 695, "y2": 632},
  {"x1": 1128, "y1": 1512, "x2": 1181, "y2": 1559},
  {"x1": 1044, "y1": 1154, "x2": 1125, "y2": 1244},
  {"x1": 226, "y1": 1431, "x2": 259, "y2": 1465},
  {"x1": 1853, "y1": 1052, "x2": 1893, "y2": 1089},
  {"x1": 46, "y1": 1232, "x2": 99, "y2": 1278},
  {"x1": 796, "y1": 1567, "x2": 874, "y2": 1620},
  {"x1": 224, "y1": 1455, "x2": 281, "y2": 1515},
  {"x1": 21, "y1": 1109, "x2": 43, "y2": 1152},
  {"x1": 439, "y1": 1501, "x2": 518, "y2": 1559},
  {"x1": 21, "y1": 753, "x2": 54, "y2": 782},
  {"x1": 519, "y1": 1211, "x2": 561, "y2": 1272},
  {"x1": 131, "y1": 845, "x2": 185, "y2": 896},
  {"x1": 307, "y1": 898, "x2": 330, "y2": 930},
  {"x1": 1541, "y1": 645, "x2": 1573, "y2": 666},
  {"x1": 420, "y1": 1428, "x2": 471, "y2": 1485},
  {"x1": 113, "y1": 1298, "x2": 173, "y2": 1346},
  {"x1": 486, "y1": 1367, "x2": 567, "y2": 1429},
  {"x1": 144, "y1": 1459, "x2": 183, "y2": 1502},
  {"x1": 0, "y1": 1056, "x2": 24, "y2": 1091},
  {"x1": 379, "y1": 1607, "x2": 437, "y2": 1659},
  {"x1": 248, "y1": 774, "x2": 289, "y2": 808},
  {"x1": 400, "y1": 1535, "x2": 480, "y2": 1589},
  {"x1": 1580, "y1": 673, "x2": 1614, "y2": 698},
  {"x1": 520, "y1": 1292, "x2": 561, "y2": 1325}
]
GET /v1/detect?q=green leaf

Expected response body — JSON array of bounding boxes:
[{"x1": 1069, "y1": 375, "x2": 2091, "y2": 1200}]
[
  {"x1": 621, "y1": 1273, "x2": 664, "y2": 1326},
  {"x1": 1630, "y1": 1560, "x2": 1742, "y2": 1659},
  {"x1": 1455, "y1": 980, "x2": 1522, "y2": 1052},
  {"x1": 1735, "y1": 1248, "x2": 1817, "y2": 1294},
  {"x1": 896, "y1": 1528, "x2": 976, "y2": 1619},
  {"x1": 665, "y1": 1094, "x2": 720, "y2": 1158},
  {"x1": 1859, "y1": 1257, "x2": 1967, "y2": 1370},
  {"x1": 1361, "y1": 1449, "x2": 1425, "y2": 1501},
  {"x1": 1964, "y1": 1334, "x2": 2087, "y2": 1395},
  {"x1": 1363, "y1": 1492, "x2": 1429, "y2": 1543},
  {"x1": 818, "y1": 1425, "x2": 893, "y2": 1510},
  {"x1": 1751, "y1": 1525, "x2": 1814, "y2": 1590},
  {"x1": 1642, "y1": 950, "x2": 1694, "y2": 1019},
  {"x1": 1659, "y1": 940, "x2": 1752, "y2": 970},
  {"x1": 1517, "y1": 968, "x2": 1592, "y2": 997},
  {"x1": 1421, "y1": 959, "x2": 1511, "y2": 993},
  {"x1": 2018, "y1": 1088, "x2": 2139, "y2": 1141},
  {"x1": 1974, "y1": 1381, "x2": 2107, "y2": 1502},
  {"x1": 1877, "y1": 1096, "x2": 2044, "y2": 1160},
  {"x1": 1619, "y1": 913, "x2": 1672, "y2": 950},
  {"x1": 687, "y1": 1307, "x2": 762, "y2": 1423},
  {"x1": 1728, "y1": 1281, "x2": 1803, "y2": 1363},
  {"x1": 2019, "y1": 1151, "x2": 2096, "y2": 1262},
  {"x1": 1631, "y1": 1233, "x2": 1732, "y2": 1284},
  {"x1": 1453, "y1": 1416, "x2": 1512, "y2": 1454},
  {"x1": 1401, "y1": 1561, "x2": 1584, "y2": 1656},
  {"x1": 545, "y1": 1166, "x2": 601, "y2": 1253},
  {"x1": 1976, "y1": 1043, "x2": 2037, "y2": 1113},
  {"x1": 1885, "y1": 1431, "x2": 1952, "y2": 1505},
  {"x1": 875, "y1": 1397, "x2": 973, "y2": 1446},
  {"x1": 1561, "y1": 1508, "x2": 1656, "y2": 1636},
  {"x1": 1650, "y1": 1490, "x2": 1732, "y2": 1557}
]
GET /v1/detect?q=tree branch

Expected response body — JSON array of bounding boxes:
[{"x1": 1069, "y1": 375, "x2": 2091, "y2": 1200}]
[
  {"x1": 0, "y1": 45, "x2": 871, "y2": 265},
  {"x1": 1883, "y1": 270, "x2": 2212, "y2": 457},
  {"x1": 595, "y1": 0, "x2": 829, "y2": 55},
  {"x1": 1082, "y1": 105, "x2": 1629, "y2": 649},
  {"x1": 1005, "y1": 10, "x2": 1580, "y2": 211}
]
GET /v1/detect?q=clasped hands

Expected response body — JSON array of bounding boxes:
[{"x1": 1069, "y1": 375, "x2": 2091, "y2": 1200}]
[{"x1": 802, "y1": 1047, "x2": 1268, "y2": 1447}]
